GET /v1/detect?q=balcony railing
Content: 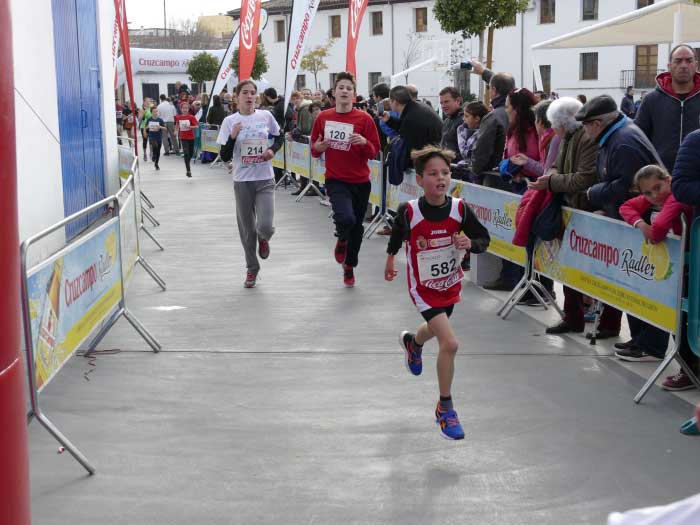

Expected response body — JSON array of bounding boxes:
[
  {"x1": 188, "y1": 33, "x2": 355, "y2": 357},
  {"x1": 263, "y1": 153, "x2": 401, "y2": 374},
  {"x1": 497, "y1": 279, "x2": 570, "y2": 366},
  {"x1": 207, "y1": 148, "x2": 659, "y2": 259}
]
[{"x1": 620, "y1": 69, "x2": 665, "y2": 90}]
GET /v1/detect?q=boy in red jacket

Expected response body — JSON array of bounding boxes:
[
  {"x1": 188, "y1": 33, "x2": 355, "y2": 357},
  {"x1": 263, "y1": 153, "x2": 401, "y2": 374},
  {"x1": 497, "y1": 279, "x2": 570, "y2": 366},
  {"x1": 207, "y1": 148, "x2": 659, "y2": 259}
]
[{"x1": 311, "y1": 72, "x2": 380, "y2": 287}]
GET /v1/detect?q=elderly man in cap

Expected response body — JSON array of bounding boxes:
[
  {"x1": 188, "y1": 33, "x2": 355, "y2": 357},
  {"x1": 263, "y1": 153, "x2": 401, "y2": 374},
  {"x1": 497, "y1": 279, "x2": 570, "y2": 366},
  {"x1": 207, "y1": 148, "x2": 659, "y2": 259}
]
[{"x1": 578, "y1": 95, "x2": 669, "y2": 361}]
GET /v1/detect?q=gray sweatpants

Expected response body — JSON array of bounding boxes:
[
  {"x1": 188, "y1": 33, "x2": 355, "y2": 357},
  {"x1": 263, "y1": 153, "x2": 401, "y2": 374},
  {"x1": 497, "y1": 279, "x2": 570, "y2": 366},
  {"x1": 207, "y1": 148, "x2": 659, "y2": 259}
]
[
  {"x1": 164, "y1": 122, "x2": 178, "y2": 153},
  {"x1": 234, "y1": 179, "x2": 276, "y2": 273}
]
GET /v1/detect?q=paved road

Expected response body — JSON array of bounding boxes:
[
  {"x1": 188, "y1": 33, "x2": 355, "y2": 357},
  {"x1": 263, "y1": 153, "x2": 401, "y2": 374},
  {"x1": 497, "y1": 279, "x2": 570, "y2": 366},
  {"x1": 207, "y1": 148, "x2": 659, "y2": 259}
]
[{"x1": 29, "y1": 153, "x2": 700, "y2": 524}]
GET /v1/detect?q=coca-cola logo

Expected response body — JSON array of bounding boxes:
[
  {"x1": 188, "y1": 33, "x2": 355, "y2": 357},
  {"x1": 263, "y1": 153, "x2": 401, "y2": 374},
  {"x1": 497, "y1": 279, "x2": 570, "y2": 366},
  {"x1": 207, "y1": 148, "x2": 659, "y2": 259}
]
[
  {"x1": 349, "y1": 0, "x2": 364, "y2": 40},
  {"x1": 241, "y1": 0, "x2": 257, "y2": 51}
]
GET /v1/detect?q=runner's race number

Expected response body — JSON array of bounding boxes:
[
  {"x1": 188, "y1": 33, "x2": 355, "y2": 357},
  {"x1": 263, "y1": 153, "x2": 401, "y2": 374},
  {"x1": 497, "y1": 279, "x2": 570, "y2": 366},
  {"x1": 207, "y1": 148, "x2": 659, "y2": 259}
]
[
  {"x1": 241, "y1": 138, "x2": 268, "y2": 165},
  {"x1": 417, "y1": 244, "x2": 460, "y2": 285},
  {"x1": 325, "y1": 121, "x2": 354, "y2": 151}
]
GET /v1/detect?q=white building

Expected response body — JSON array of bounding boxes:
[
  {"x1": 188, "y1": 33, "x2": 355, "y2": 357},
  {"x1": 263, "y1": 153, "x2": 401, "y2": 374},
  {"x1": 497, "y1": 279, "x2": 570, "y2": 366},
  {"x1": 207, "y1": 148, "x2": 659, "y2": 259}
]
[
  {"x1": 230, "y1": 0, "x2": 695, "y2": 104},
  {"x1": 11, "y1": 0, "x2": 120, "y2": 259},
  {"x1": 115, "y1": 48, "x2": 226, "y2": 104}
]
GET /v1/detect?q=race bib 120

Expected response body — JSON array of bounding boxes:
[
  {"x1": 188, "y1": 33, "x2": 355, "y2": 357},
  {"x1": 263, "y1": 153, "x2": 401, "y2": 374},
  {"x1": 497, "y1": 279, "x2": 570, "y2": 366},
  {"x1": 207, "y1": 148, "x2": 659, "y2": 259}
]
[{"x1": 325, "y1": 121, "x2": 354, "y2": 151}]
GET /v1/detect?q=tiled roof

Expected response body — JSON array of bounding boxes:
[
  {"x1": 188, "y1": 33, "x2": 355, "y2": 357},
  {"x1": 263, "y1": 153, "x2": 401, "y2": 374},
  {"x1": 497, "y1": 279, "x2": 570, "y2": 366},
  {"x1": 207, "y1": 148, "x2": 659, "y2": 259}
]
[{"x1": 228, "y1": 0, "x2": 412, "y2": 18}]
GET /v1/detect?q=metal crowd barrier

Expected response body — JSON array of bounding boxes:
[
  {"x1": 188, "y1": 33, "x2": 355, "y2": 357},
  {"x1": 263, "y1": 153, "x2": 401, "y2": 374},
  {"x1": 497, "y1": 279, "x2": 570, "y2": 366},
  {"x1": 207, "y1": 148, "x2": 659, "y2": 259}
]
[{"x1": 20, "y1": 191, "x2": 162, "y2": 474}]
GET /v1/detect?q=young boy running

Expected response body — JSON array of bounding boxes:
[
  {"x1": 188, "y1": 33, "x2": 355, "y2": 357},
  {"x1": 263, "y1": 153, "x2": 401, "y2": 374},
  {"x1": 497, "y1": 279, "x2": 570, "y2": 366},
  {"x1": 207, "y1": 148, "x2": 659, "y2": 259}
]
[
  {"x1": 385, "y1": 146, "x2": 489, "y2": 440},
  {"x1": 146, "y1": 107, "x2": 166, "y2": 170},
  {"x1": 311, "y1": 71, "x2": 380, "y2": 287}
]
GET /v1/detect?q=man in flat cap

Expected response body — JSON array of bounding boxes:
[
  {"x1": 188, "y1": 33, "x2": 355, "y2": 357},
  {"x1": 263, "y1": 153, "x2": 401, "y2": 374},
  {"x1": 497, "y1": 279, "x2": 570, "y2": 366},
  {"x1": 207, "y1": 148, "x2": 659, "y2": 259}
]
[{"x1": 577, "y1": 95, "x2": 668, "y2": 359}]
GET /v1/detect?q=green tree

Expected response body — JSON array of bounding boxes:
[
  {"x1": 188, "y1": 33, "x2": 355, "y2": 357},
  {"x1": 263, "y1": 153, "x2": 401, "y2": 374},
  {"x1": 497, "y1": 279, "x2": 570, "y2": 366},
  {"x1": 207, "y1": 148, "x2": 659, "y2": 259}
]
[
  {"x1": 231, "y1": 43, "x2": 270, "y2": 80},
  {"x1": 186, "y1": 51, "x2": 220, "y2": 95},
  {"x1": 301, "y1": 40, "x2": 336, "y2": 90},
  {"x1": 434, "y1": 0, "x2": 528, "y2": 102}
]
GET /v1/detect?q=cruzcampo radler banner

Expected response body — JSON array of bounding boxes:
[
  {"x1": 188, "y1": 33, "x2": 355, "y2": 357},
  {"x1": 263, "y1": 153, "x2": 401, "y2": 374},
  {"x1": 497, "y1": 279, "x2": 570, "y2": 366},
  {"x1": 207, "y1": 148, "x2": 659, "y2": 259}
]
[
  {"x1": 27, "y1": 220, "x2": 123, "y2": 391},
  {"x1": 533, "y1": 208, "x2": 681, "y2": 333},
  {"x1": 284, "y1": 0, "x2": 320, "y2": 108}
]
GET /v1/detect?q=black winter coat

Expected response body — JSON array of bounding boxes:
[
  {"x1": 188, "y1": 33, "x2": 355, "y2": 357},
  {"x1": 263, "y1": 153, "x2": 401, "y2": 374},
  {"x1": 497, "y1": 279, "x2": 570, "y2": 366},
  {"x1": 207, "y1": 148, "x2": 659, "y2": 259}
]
[
  {"x1": 671, "y1": 128, "x2": 700, "y2": 207},
  {"x1": 588, "y1": 114, "x2": 662, "y2": 219},
  {"x1": 634, "y1": 73, "x2": 700, "y2": 171},
  {"x1": 385, "y1": 99, "x2": 442, "y2": 167},
  {"x1": 441, "y1": 110, "x2": 463, "y2": 161}
]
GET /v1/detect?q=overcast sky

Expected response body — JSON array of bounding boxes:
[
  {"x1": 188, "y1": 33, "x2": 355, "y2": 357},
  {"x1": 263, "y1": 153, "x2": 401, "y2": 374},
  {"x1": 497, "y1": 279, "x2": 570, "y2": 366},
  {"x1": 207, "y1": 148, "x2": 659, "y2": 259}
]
[{"x1": 125, "y1": 0, "x2": 242, "y2": 29}]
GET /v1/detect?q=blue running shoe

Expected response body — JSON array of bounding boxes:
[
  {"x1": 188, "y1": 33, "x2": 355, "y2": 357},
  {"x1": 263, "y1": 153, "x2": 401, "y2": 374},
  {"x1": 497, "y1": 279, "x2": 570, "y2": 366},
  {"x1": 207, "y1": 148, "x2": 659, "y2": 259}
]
[
  {"x1": 435, "y1": 406, "x2": 465, "y2": 440},
  {"x1": 399, "y1": 331, "x2": 422, "y2": 376}
]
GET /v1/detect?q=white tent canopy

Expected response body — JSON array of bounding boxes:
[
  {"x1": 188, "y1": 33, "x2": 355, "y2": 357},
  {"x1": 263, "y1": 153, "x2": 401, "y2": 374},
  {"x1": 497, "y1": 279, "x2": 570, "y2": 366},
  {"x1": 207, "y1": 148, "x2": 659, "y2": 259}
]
[{"x1": 532, "y1": 0, "x2": 700, "y2": 51}]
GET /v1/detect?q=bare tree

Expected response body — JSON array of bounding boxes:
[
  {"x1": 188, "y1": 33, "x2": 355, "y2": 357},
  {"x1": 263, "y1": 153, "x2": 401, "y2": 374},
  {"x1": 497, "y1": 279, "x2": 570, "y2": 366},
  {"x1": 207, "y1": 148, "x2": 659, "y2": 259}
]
[{"x1": 400, "y1": 33, "x2": 424, "y2": 83}]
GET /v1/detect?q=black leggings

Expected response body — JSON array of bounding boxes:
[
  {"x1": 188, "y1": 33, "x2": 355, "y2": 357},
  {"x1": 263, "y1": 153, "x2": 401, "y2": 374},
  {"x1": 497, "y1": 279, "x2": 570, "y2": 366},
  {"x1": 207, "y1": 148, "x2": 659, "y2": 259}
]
[
  {"x1": 150, "y1": 140, "x2": 161, "y2": 165},
  {"x1": 181, "y1": 139, "x2": 194, "y2": 172},
  {"x1": 142, "y1": 130, "x2": 148, "y2": 157}
]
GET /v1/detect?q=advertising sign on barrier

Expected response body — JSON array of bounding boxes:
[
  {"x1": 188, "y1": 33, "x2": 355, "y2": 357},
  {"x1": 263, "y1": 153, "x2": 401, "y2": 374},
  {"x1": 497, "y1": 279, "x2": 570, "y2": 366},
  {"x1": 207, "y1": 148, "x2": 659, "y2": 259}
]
[
  {"x1": 386, "y1": 170, "x2": 424, "y2": 212},
  {"x1": 27, "y1": 219, "x2": 123, "y2": 391},
  {"x1": 201, "y1": 129, "x2": 220, "y2": 154},
  {"x1": 288, "y1": 141, "x2": 311, "y2": 178},
  {"x1": 369, "y1": 160, "x2": 382, "y2": 208},
  {"x1": 533, "y1": 208, "x2": 682, "y2": 332},
  {"x1": 118, "y1": 145, "x2": 132, "y2": 179},
  {"x1": 311, "y1": 155, "x2": 326, "y2": 184},
  {"x1": 119, "y1": 189, "x2": 139, "y2": 285},
  {"x1": 272, "y1": 143, "x2": 285, "y2": 169},
  {"x1": 452, "y1": 182, "x2": 526, "y2": 266}
]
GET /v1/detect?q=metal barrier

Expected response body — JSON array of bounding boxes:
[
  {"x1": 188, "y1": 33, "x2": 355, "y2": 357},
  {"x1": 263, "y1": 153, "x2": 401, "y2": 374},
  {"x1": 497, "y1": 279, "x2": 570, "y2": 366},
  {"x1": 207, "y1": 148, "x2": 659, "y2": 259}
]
[
  {"x1": 118, "y1": 143, "x2": 163, "y2": 250},
  {"x1": 20, "y1": 194, "x2": 161, "y2": 474},
  {"x1": 117, "y1": 169, "x2": 166, "y2": 291}
]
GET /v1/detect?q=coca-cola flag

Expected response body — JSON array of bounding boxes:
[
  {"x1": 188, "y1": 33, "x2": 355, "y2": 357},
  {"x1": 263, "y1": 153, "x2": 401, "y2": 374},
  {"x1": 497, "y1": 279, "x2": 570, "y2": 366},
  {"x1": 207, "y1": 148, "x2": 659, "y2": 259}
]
[
  {"x1": 284, "y1": 0, "x2": 321, "y2": 107},
  {"x1": 238, "y1": 0, "x2": 262, "y2": 80},
  {"x1": 345, "y1": 0, "x2": 369, "y2": 78}
]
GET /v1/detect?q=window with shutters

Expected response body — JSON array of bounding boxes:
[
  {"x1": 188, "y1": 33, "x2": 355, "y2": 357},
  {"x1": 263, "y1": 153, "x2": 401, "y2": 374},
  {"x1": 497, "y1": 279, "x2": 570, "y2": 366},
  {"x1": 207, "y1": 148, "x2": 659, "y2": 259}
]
[
  {"x1": 275, "y1": 20, "x2": 286, "y2": 42},
  {"x1": 582, "y1": 0, "x2": 598, "y2": 21},
  {"x1": 415, "y1": 8, "x2": 428, "y2": 32},
  {"x1": 580, "y1": 52, "x2": 598, "y2": 80},
  {"x1": 371, "y1": 11, "x2": 383, "y2": 36},
  {"x1": 330, "y1": 15, "x2": 341, "y2": 39},
  {"x1": 540, "y1": 0, "x2": 555, "y2": 24}
]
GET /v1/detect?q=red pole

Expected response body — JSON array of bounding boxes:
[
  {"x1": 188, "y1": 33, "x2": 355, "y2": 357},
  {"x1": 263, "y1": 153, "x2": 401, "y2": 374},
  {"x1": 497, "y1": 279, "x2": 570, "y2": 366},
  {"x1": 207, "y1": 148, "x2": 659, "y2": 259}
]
[{"x1": 0, "y1": 0, "x2": 32, "y2": 523}]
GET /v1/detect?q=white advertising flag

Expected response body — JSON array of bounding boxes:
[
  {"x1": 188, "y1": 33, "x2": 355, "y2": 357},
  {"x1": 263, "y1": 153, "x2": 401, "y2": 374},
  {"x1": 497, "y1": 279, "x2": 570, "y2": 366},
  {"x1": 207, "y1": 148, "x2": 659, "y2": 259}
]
[
  {"x1": 211, "y1": 28, "x2": 240, "y2": 98},
  {"x1": 284, "y1": 0, "x2": 320, "y2": 107}
]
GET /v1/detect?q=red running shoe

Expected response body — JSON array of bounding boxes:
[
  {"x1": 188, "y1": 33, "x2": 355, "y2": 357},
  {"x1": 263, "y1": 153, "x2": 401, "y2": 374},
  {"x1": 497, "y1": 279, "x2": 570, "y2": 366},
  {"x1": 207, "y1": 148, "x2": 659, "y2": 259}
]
[
  {"x1": 334, "y1": 239, "x2": 348, "y2": 264},
  {"x1": 258, "y1": 239, "x2": 270, "y2": 259},
  {"x1": 244, "y1": 271, "x2": 258, "y2": 288},
  {"x1": 342, "y1": 264, "x2": 355, "y2": 287}
]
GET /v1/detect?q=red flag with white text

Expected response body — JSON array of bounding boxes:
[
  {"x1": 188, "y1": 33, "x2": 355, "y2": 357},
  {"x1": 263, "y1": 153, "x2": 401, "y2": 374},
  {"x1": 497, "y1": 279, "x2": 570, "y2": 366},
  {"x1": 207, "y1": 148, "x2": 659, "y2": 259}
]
[
  {"x1": 345, "y1": 0, "x2": 369, "y2": 78},
  {"x1": 238, "y1": 0, "x2": 262, "y2": 80}
]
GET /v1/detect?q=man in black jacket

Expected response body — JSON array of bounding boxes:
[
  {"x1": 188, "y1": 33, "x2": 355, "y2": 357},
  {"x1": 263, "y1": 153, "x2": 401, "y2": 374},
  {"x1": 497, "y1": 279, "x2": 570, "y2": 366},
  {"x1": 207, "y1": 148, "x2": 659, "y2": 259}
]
[
  {"x1": 469, "y1": 61, "x2": 514, "y2": 182},
  {"x1": 439, "y1": 86, "x2": 463, "y2": 161},
  {"x1": 580, "y1": 96, "x2": 669, "y2": 355},
  {"x1": 381, "y1": 85, "x2": 442, "y2": 167},
  {"x1": 635, "y1": 44, "x2": 700, "y2": 171}
]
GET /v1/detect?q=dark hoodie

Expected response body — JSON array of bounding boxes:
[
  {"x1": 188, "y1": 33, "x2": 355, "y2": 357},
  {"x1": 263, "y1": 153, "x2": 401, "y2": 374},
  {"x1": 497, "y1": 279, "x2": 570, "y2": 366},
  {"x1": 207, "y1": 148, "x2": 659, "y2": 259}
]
[{"x1": 634, "y1": 71, "x2": 700, "y2": 171}]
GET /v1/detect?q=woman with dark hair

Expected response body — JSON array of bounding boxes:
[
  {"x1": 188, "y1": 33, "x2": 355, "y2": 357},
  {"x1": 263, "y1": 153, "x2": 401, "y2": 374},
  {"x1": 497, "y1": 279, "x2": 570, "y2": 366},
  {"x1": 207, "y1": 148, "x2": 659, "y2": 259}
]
[
  {"x1": 482, "y1": 88, "x2": 539, "y2": 292},
  {"x1": 504, "y1": 87, "x2": 540, "y2": 187},
  {"x1": 206, "y1": 95, "x2": 226, "y2": 127}
]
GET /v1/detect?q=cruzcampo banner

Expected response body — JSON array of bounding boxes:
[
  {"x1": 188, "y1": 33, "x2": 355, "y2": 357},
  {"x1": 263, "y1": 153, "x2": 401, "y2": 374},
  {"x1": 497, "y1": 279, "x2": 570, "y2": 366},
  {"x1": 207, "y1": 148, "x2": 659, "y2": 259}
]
[
  {"x1": 118, "y1": 145, "x2": 133, "y2": 179},
  {"x1": 119, "y1": 188, "x2": 139, "y2": 286},
  {"x1": 368, "y1": 159, "x2": 382, "y2": 208},
  {"x1": 533, "y1": 208, "x2": 682, "y2": 333},
  {"x1": 386, "y1": 170, "x2": 423, "y2": 212},
  {"x1": 201, "y1": 129, "x2": 220, "y2": 154},
  {"x1": 311, "y1": 155, "x2": 325, "y2": 184},
  {"x1": 288, "y1": 141, "x2": 311, "y2": 178},
  {"x1": 27, "y1": 219, "x2": 123, "y2": 391},
  {"x1": 272, "y1": 143, "x2": 285, "y2": 169},
  {"x1": 451, "y1": 181, "x2": 525, "y2": 266}
]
